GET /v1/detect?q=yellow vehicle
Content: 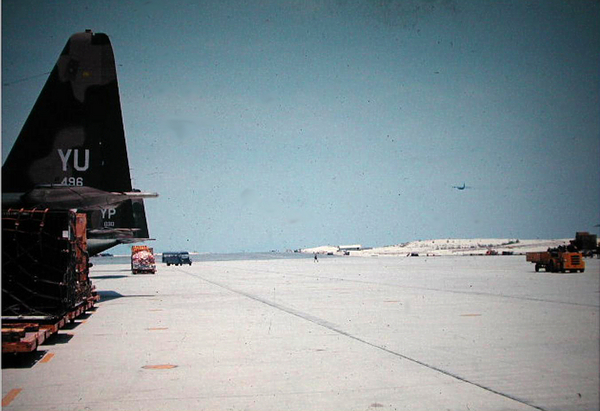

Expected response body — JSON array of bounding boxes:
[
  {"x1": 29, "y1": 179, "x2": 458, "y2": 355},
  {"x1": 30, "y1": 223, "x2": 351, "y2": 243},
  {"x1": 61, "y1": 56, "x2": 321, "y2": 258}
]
[{"x1": 526, "y1": 249, "x2": 585, "y2": 273}]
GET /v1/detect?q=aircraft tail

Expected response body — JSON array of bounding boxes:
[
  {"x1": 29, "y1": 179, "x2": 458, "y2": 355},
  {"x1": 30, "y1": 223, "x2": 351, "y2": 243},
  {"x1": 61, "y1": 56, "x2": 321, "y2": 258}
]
[
  {"x1": 2, "y1": 30, "x2": 132, "y2": 193},
  {"x1": 86, "y1": 198, "x2": 152, "y2": 256},
  {"x1": 86, "y1": 198, "x2": 150, "y2": 240},
  {"x1": 2, "y1": 30, "x2": 156, "y2": 254}
]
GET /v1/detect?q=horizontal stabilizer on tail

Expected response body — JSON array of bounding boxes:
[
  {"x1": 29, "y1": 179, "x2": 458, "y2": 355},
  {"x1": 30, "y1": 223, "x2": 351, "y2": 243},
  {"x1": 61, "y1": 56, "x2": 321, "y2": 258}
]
[
  {"x1": 118, "y1": 237, "x2": 156, "y2": 244},
  {"x1": 3, "y1": 185, "x2": 158, "y2": 210},
  {"x1": 88, "y1": 227, "x2": 143, "y2": 237}
]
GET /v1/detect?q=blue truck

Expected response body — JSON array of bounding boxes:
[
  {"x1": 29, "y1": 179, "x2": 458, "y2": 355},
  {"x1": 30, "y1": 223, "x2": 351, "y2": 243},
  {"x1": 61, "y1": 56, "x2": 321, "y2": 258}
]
[{"x1": 162, "y1": 251, "x2": 192, "y2": 266}]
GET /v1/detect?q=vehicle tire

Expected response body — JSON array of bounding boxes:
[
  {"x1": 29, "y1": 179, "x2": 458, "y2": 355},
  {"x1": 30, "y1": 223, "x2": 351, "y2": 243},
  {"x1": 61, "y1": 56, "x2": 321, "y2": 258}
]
[
  {"x1": 167, "y1": 263, "x2": 170, "y2": 266},
  {"x1": 547, "y1": 262, "x2": 554, "y2": 272},
  {"x1": 535, "y1": 264, "x2": 540, "y2": 272}
]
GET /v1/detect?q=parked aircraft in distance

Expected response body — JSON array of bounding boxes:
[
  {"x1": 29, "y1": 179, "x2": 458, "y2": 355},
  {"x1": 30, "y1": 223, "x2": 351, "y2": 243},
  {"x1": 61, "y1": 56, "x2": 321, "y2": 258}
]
[{"x1": 1, "y1": 30, "x2": 157, "y2": 255}]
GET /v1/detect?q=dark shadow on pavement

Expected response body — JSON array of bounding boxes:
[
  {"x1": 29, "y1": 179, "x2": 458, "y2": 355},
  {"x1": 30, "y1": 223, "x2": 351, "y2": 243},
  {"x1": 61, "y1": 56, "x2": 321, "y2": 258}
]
[
  {"x1": 97, "y1": 290, "x2": 156, "y2": 302},
  {"x1": 43, "y1": 332, "x2": 74, "y2": 346},
  {"x1": 2, "y1": 351, "x2": 47, "y2": 369},
  {"x1": 91, "y1": 275, "x2": 130, "y2": 280},
  {"x1": 62, "y1": 319, "x2": 86, "y2": 330}
]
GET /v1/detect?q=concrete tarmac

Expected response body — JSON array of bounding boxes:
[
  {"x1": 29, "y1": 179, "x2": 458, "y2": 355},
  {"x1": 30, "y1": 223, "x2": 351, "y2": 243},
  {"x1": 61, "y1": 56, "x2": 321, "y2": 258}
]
[{"x1": 2, "y1": 255, "x2": 599, "y2": 411}]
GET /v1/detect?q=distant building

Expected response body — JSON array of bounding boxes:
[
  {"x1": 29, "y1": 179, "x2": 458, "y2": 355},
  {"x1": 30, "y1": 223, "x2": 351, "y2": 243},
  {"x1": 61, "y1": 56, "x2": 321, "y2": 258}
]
[{"x1": 338, "y1": 245, "x2": 362, "y2": 252}]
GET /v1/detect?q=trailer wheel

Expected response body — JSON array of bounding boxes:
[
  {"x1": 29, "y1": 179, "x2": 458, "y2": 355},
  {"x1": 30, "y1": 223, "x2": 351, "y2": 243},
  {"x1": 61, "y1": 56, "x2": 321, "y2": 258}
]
[
  {"x1": 547, "y1": 261, "x2": 554, "y2": 272},
  {"x1": 535, "y1": 264, "x2": 540, "y2": 272}
]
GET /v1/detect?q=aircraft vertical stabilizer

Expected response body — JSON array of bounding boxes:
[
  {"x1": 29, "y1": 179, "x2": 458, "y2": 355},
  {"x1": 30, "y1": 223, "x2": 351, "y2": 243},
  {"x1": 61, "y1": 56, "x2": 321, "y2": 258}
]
[
  {"x1": 3, "y1": 30, "x2": 131, "y2": 192},
  {"x1": 2, "y1": 30, "x2": 155, "y2": 254}
]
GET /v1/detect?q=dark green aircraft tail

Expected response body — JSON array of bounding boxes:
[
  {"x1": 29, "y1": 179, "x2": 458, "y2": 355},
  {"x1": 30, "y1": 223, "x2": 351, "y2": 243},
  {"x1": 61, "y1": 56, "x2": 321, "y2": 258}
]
[
  {"x1": 2, "y1": 30, "x2": 132, "y2": 193},
  {"x1": 2, "y1": 30, "x2": 154, "y2": 252}
]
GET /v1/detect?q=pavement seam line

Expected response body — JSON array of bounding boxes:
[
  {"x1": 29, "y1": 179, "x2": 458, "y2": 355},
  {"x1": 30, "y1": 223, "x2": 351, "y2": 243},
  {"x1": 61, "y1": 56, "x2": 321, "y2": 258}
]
[
  {"x1": 180, "y1": 268, "x2": 547, "y2": 411},
  {"x1": 208, "y1": 264, "x2": 597, "y2": 309}
]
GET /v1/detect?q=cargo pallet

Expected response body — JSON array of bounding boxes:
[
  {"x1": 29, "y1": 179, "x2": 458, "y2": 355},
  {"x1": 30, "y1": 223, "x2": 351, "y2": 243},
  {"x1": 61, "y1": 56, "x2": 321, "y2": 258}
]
[{"x1": 2, "y1": 294, "x2": 99, "y2": 353}]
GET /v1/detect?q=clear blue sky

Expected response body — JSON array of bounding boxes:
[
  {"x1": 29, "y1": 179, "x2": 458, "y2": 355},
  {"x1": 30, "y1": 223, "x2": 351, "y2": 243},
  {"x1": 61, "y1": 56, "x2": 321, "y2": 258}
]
[{"x1": 3, "y1": 0, "x2": 599, "y2": 253}]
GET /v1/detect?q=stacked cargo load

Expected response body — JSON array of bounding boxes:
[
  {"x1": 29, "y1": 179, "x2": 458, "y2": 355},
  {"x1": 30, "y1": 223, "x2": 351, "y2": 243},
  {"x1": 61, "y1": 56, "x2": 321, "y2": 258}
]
[
  {"x1": 2, "y1": 209, "x2": 94, "y2": 318},
  {"x1": 2, "y1": 208, "x2": 97, "y2": 352}
]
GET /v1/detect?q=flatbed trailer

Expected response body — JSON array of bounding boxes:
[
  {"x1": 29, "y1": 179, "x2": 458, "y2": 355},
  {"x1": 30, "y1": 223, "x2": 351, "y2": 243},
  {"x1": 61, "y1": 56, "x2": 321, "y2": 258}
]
[{"x1": 2, "y1": 294, "x2": 98, "y2": 353}]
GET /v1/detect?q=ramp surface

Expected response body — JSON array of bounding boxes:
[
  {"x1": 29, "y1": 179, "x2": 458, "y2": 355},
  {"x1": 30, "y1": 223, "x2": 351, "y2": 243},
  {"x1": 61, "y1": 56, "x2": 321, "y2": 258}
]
[{"x1": 3, "y1": 255, "x2": 598, "y2": 410}]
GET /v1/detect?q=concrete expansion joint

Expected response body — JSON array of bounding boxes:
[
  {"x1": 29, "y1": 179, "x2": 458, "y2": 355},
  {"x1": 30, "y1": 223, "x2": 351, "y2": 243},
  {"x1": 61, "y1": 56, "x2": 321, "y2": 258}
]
[{"x1": 179, "y1": 268, "x2": 550, "y2": 411}]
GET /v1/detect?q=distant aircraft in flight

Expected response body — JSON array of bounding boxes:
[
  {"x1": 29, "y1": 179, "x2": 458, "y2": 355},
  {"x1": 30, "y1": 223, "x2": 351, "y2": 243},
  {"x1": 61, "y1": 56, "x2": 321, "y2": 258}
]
[
  {"x1": 2, "y1": 30, "x2": 157, "y2": 255},
  {"x1": 452, "y1": 183, "x2": 470, "y2": 190}
]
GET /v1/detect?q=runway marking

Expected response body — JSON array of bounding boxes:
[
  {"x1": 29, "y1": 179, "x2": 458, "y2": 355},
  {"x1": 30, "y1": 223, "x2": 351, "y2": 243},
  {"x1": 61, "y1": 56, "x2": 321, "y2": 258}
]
[
  {"x1": 180, "y1": 268, "x2": 547, "y2": 411},
  {"x1": 147, "y1": 327, "x2": 168, "y2": 331},
  {"x1": 40, "y1": 353, "x2": 55, "y2": 363},
  {"x1": 2, "y1": 389, "x2": 22, "y2": 407},
  {"x1": 460, "y1": 314, "x2": 482, "y2": 317}
]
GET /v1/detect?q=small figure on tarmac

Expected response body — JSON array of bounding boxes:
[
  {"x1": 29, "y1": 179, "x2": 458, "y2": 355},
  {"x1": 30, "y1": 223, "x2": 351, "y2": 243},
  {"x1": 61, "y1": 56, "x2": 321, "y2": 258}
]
[{"x1": 314, "y1": 253, "x2": 318, "y2": 263}]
